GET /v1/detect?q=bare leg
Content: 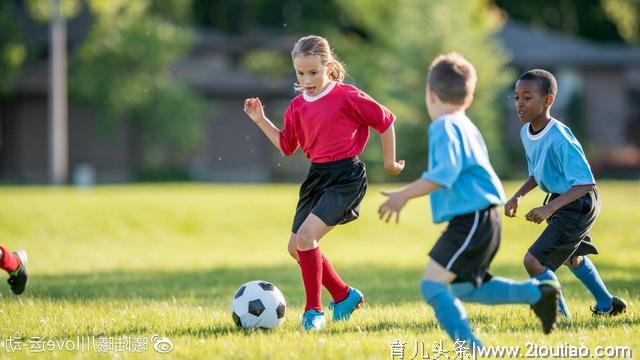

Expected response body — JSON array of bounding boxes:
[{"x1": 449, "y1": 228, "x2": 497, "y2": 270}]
[
  {"x1": 287, "y1": 233, "x2": 298, "y2": 261},
  {"x1": 295, "y1": 213, "x2": 334, "y2": 251},
  {"x1": 423, "y1": 258, "x2": 457, "y2": 283},
  {"x1": 523, "y1": 252, "x2": 546, "y2": 276},
  {"x1": 564, "y1": 255, "x2": 583, "y2": 270}
]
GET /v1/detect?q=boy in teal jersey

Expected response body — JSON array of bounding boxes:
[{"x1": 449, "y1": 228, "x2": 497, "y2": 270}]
[
  {"x1": 378, "y1": 54, "x2": 560, "y2": 348},
  {"x1": 506, "y1": 69, "x2": 628, "y2": 318}
]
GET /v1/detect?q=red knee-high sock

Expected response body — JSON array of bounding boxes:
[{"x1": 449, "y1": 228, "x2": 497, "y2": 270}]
[
  {"x1": 0, "y1": 246, "x2": 20, "y2": 272},
  {"x1": 322, "y1": 254, "x2": 349, "y2": 303},
  {"x1": 297, "y1": 248, "x2": 323, "y2": 312}
]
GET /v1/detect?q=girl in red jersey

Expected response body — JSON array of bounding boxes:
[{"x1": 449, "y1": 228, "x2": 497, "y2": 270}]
[{"x1": 244, "y1": 35, "x2": 404, "y2": 330}]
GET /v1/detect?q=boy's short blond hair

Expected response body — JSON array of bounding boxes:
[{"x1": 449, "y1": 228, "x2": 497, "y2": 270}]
[{"x1": 427, "y1": 52, "x2": 477, "y2": 105}]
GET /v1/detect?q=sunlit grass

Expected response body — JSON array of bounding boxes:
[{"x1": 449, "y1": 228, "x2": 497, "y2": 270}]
[{"x1": 0, "y1": 182, "x2": 637, "y2": 359}]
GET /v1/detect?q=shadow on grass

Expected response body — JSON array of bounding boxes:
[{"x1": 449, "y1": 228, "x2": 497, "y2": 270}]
[
  {"x1": 13, "y1": 262, "x2": 639, "y2": 305},
  {"x1": 4, "y1": 262, "x2": 637, "y2": 337},
  {"x1": 12, "y1": 263, "x2": 422, "y2": 304},
  {"x1": 92, "y1": 318, "x2": 444, "y2": 339}
]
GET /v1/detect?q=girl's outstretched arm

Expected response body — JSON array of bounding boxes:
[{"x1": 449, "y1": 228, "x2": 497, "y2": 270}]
[
  {"x1": 243, "y1": 97, "x2": 281, "y2": 150},
  {"x1": 380, "y1": 125, "x2": 405, "y2": 175}
]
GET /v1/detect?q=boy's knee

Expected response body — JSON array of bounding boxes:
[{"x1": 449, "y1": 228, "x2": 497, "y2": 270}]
[
  {"x1": 523, "y1": 253, "x2": 544, "y2": 274},
  {"x1": 564, "y1": 255, "x2": 583, "y2": 269}
]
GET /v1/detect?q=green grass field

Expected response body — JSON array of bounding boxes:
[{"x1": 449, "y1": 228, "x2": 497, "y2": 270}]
[{"x1": 0, "y1": 182, "x2": 638, "y2": 359}]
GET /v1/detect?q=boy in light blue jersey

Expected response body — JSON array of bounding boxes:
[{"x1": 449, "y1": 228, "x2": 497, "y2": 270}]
[
  {"x1": 506, "y1": 69, "x2": 627, "y2": 319},
  {"x1": 379, "y1": 54, "x2": 560, "y2": 348}
]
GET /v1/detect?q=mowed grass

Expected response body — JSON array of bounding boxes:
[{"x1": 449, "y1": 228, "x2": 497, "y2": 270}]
[{"x1": 0, "y1": 181, "x2": 638, "y2": 359}]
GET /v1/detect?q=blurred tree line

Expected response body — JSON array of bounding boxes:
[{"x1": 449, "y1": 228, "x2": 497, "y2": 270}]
[
  {"x1": 496, "y1": 0, "x2": 640, "y2": 44},
  {"x1": 0, "y1": 0, "x2": 205, "y2": 171},
  {"x1": 1, "y1": 0, "x2": 636, "y2": 180},
  {"x1": 197, "y1": 0, "x2": 512, "y2": 179},
  {"x1": 332, "y1": 0, "x2": 511, "y2": 179},
  {"x1": 198, "y1": 0, "x2": 638, "y2": 180}
]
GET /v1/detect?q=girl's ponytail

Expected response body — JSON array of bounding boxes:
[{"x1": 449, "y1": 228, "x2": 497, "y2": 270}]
[{"x1": 328, "y1": 58, "x2": 346, "y2": 83}]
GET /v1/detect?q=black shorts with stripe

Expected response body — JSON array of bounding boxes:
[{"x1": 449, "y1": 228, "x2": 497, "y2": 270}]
[
  {"x1": 528, "y1": 187, "x2": 600, "y2": 271},
  {"x1": 291, "y1": 157, "x2": 367, "y2": 233},
  {"x1": 429, "y1": 205, "x2": 500, "y2": 287}
]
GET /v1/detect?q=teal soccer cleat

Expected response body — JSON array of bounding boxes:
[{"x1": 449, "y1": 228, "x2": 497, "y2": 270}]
[
  {"x1": 329, "y1": 287, "x2": 364, "y2": 321},
  {"x1": 301, "y1": 309, "x2": 326, "y2": 331}
]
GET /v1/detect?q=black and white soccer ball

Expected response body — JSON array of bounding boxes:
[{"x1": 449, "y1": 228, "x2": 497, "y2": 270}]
[{"x1": 231, "y1": 280, "x2": 286, "y2": 329}]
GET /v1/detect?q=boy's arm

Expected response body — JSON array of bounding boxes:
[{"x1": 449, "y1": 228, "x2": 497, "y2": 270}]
[
  {"x1": 505, "y1": 176, "x2": 537, "y2": 217},
  {"x1": 244, "y1": 98, "x2": 282, "y2": 150},
  {"x1": 513, "y1": 176, "x2": 538, "y2": 198},
  {"x1": 378, "y1": 178, "x2": 442, "y2": 223},
  {"x1": 380, "y1": 125, "x2": 405, "y2": 175},
  {"x1": 526, "y1": 137, "x2": 597, "y2": 223},
  {"x1": 525, "y1": 184, "x2": 594, "y2": 224}
]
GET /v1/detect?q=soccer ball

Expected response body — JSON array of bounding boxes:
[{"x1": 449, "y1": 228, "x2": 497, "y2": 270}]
[{"x1": 231, "y1": 280, "x2": 286, "y2": 329}]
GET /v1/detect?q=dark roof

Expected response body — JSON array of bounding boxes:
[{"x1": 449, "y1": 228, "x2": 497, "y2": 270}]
[
  {"x1": 191, "y1": 30, "x2": 297, "y2": 55},
  {"x1": 172, "y1": 30, "x2": 296, "y2": 97},
  {"x1": 496, "y1": 20, "x2": 640, "y2": 68},
  {"x1": 15, "y1": 22, "x2": 640, "y2": 97},
  {"x1": 172, "y1": 54, "x2": 294, "y2": 98},
  {"x1": 11, "y1": 29, "x2": 297, "y2": 98}
]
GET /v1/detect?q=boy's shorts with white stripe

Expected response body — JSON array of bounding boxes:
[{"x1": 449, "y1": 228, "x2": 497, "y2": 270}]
[{"x1": 429, "y1": 205, "x2": 500, "y2": 287}]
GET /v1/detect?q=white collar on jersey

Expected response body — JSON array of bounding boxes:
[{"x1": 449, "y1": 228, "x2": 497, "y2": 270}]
[
  {"x1": 527, "y1": 118, "x2": 557, "y2": 140},
  {"x1": 303, "y1": 81, "x2": 337, "y2": 102}
]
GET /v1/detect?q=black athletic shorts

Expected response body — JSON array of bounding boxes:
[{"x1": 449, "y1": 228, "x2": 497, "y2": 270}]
[
  {"x1": 528, "y1": 187, "x2": 600, "y2": 271},
  {"x1": 291, "y1": 157, "x2": 367, "y2": 233},
  {"x1": 429, "y1": 205, "x2": 500, "y2": 287}
]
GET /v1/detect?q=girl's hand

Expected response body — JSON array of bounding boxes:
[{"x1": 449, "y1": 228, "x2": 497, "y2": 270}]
[
  {"x1": 504, "y1": 196, "x2": 521, "y2": 217},
  {"x1": 378, "y1": 189, "x2": 408, "y2": 223},
  {"x1": 384, "y1": 160, "x2": 405, "y2": 176},
  {"x1": 243, "y1": 98, "x2": 266, "y2": 123}
]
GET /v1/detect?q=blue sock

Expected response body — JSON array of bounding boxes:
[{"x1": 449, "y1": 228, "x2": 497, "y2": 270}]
[
  {"x1": 570, "y1": 256, "x2": 612, "y2": 311},
  {"x1": 534, "y1": 268, "x2": 571, "y2": 318},
  {"x1": 450, "y1": 277, "x2": 541, "y2": 305},
  {"x1": 420, "y1": 280, "x2": 483, "y2": 348}
]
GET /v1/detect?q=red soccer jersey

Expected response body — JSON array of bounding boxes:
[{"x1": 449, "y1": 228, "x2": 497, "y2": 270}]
[{"x1": 279, "y1": 82, "x2": 396, "y2": 163}]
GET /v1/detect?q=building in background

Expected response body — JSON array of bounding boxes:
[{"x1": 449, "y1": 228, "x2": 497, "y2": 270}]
[
  {"x1": 1, "y1": 19, "x2": 639, "y2": 183},
  {"x1": 498, "y1": 20, "x2": 640, "y2": 176}
]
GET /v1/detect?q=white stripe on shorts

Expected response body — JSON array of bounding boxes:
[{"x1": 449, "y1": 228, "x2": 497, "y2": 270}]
[{"x1": 446, "y1": 210, "x2": 479, "y2": 270}]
